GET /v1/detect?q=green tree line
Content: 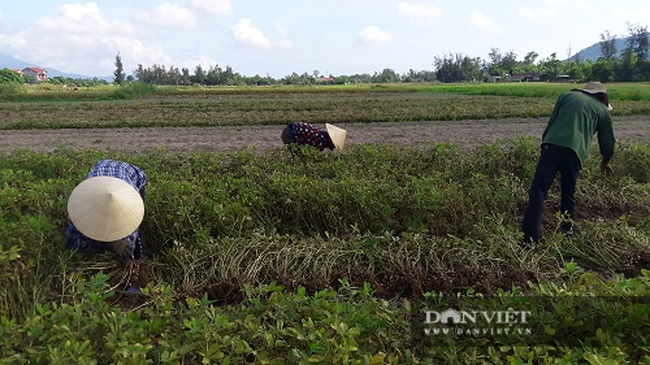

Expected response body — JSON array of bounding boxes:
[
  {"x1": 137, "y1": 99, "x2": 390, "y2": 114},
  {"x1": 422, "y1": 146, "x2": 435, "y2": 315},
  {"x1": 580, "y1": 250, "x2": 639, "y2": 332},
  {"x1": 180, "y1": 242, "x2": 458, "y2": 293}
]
[
  {"x1": 129, "y1": 22, "x2": 648, "y2": 86},
  {"x1": 0, "y1": 68, "x2": 108, "y2": 87},
  {"x1": 1, "y1": 23, "x2": 647, "y2": 87},
  {"x1": 430, "y1": 22, "x2": 650, "y2": 83}
]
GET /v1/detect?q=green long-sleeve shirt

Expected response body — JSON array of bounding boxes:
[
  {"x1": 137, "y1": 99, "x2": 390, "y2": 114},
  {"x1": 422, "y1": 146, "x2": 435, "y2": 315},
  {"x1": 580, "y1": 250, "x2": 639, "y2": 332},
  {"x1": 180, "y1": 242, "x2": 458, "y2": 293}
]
[{"x1": 542, "y1": 90, "x2": 615, "y2": 167}]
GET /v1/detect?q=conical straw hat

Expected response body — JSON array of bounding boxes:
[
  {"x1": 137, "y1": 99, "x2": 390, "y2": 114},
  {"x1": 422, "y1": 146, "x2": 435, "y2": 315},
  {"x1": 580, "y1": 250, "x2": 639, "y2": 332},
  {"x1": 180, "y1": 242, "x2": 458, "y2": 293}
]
[
  {"x1": 67, "y1": 176, "x2": 144, "y2": 242},
  {"x1": 326, "y1": 123, "x2": 347, "y2": 151}
]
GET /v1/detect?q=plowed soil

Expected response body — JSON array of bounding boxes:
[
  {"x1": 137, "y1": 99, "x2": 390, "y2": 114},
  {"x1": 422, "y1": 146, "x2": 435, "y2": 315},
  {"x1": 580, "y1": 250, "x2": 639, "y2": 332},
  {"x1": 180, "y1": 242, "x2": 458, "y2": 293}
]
[{"x1": 1, "y1": 116, "x2": 648, "y2": 153}]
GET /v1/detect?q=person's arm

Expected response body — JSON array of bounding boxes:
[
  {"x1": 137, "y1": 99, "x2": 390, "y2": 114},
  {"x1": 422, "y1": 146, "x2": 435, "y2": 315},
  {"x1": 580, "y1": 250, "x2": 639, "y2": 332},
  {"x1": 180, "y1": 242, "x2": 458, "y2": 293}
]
[
  {"x1": 104, "y1": 239, "x2": 133, "y2": 261},
  {"x1": 597, "y1": 113, "x2": 615, "y2": 176}
]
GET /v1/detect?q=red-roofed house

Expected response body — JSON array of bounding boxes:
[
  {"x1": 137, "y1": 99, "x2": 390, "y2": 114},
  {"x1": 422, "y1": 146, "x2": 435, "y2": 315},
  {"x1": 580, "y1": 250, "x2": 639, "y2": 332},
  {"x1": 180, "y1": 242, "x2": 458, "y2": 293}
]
[{"x1": 22, "y1": 67, "x2": 48, "y2": 82}]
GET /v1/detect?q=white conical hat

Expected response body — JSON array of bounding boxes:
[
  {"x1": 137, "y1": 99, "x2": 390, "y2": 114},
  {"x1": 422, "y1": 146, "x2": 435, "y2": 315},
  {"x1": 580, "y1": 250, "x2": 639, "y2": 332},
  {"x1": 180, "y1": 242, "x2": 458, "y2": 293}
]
[
  {"x1": 67, "y1": 176, "x2": 144, "y2": 242},
  {"x1": 326, "y1": 123, "x2": 347, "y2": 151}
]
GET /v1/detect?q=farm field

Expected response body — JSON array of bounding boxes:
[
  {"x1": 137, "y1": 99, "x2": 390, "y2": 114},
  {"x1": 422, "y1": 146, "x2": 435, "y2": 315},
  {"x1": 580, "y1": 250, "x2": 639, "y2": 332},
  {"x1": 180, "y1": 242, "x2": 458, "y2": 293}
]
[
  {"x1": 0, "y1": 83, "x2": 649, "y2": 364},
  {"x1": 0, "y1": 117, "x2": 649, "y2": 153},
  {"x1": 1, "y1": 82, "x2": 649, "y2": 153}
]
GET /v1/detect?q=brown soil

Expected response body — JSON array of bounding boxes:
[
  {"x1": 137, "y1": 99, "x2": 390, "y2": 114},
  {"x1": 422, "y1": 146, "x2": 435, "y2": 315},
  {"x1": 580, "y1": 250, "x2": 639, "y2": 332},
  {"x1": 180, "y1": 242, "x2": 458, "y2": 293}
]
[
  {"x1": 200, "y1": 267, "x2": 538, "y2": 306},
  {"x1": 1, "y1": 116, "x2": 648, "y2": 153}
]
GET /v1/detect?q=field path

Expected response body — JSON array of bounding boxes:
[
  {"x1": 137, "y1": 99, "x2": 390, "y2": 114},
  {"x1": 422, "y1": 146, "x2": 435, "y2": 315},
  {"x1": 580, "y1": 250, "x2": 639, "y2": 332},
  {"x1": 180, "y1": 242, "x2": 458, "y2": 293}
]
[{"x1": 0, "y1": 116, "x2": 648, "y2": 153}]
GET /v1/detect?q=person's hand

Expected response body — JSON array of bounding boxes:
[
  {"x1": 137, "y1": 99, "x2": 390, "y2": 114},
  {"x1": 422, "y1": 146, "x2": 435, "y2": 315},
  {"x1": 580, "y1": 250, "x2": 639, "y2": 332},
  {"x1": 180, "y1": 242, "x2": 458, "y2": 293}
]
[
  {"x1": 600, "y1": 162, "x2": 614, "y2": 177},
  {"x1": 104, "y1": 239, "x2": 133, "y2": 261}
]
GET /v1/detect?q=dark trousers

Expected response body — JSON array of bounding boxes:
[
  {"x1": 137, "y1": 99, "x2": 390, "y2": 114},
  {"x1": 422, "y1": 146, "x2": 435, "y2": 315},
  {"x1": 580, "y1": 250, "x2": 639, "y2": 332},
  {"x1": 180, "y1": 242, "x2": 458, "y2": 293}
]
[{"x1": 522, "y1": 144, "x2": 581, "y2": 243}]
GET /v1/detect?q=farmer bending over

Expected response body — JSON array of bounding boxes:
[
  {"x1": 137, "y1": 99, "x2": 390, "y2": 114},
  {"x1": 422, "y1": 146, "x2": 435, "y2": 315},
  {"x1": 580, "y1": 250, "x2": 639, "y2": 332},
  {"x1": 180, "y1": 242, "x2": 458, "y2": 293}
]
[
  {"x1": 281, "y1": 122, "x2": 347, "y2": 153},
  {"x1": 66, "y1": 159, "x2": 147, "y2": 264},
  {"x1": 521, "y1": 82, "x2": 615, "y2": 247}
]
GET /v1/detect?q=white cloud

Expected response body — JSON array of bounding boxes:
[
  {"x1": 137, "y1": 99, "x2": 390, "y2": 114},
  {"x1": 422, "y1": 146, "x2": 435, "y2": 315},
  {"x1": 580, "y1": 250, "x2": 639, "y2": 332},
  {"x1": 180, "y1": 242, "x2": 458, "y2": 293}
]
[
  {"x1": 181, "y1": 55, "x2": 219, "y2": 71},
  {"x1": 0, "y1": 32, "x2": 27, "y2": 48},
  {"x1": 358, "y1": 25, "x2": 392, "y2": 45},
  {"x1": 468, "y1": 11, "x2": 501, "y2": 35},
  {"x1": 274, "y1": 21, "x2": 294, "y2": 48},
  {"x1": 34, "y1": 2, "x2": 133, "y2": 34},
  {"x1": 58, "y1": 2, "x2": 101, "y2": 21},
  {"x1": 0, "y1": 2, "x2": 170, "y2": 76},
  {"x1": 114, "y1": 38, "x2": 172, "y2": 70},
  {"x1": 611, "y1": 7, "x2": 650, "y2": 21},
  {"x1": 191, "y1": 0, "x2": 233, "y2": 16},
  {"x1": 231, "y1": 18, "x2": 271, "y2": 48},
  {"x1": 136, "y1": 3, "x2": 196, "y2": 29},
  {"x1": 276, "y1": 39, "x2": 294, "y2": 48},
  {"x1": 544, "y1": 0, "x2": 587, "y2": 6},
  {"x1": 517, "y1": 7, "x2": 557, "y2": 18},
  {"x1": 397, "y1": 2, "x2": 442, "y2": 23}
]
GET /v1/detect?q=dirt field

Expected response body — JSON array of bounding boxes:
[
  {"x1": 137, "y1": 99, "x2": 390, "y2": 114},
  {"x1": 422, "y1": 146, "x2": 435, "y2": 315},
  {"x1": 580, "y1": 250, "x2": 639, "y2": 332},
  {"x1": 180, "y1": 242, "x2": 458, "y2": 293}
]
[{"x1": 0, "y1": 116, "x2": 648, "y2": 153}]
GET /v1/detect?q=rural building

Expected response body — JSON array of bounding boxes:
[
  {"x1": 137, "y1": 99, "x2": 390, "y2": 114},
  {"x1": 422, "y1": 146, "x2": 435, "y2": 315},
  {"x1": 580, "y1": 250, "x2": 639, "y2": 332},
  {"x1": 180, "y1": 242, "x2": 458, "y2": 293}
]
[
  {"x1": 553, "y1": 74, "x2": 573, "y2": 83},
  {"x1": 504, "y1": 72, "x2": 540, "y2": 82},
  {"x1": 315, "y1": 77, "x2": 335, "y2": 84},
  {"x1": 21, "y1": 67, "x2": 48, "y2": 82},
  {"x1": 487, "y1": 75, "x2": 502, "y2": 83}
]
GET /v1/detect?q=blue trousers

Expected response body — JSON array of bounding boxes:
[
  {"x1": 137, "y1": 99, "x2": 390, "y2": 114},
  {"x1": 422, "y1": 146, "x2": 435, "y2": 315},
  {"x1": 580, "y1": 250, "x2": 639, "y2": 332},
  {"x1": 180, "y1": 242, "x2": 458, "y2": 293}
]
[{"x1": 522, "y1": 144, "x2": 581, "y2": 244}]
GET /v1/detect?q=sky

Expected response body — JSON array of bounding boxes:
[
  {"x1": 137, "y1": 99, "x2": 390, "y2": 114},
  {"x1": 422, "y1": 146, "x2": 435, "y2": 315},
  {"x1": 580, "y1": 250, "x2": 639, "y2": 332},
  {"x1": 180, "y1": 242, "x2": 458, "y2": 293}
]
[{"x1": 0, "y1": 0, "x2": 649, "y2": 79}]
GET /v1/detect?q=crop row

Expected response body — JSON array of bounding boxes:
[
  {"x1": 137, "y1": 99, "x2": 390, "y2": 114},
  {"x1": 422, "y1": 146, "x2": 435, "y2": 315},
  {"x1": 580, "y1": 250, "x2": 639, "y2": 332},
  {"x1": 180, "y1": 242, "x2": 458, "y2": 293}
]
[
  {"x1": 0, "y1": 139, "x2": 649, "y2": 362},
  {"x1": 1, "y1": 270, "x2": 648, "y2": 364},
  {"x1": 1, "y1": 139, "x2": 648, "y2": 307},
  {"x1": 2, "y1": 84, "x2": 650, "y2": 130}
]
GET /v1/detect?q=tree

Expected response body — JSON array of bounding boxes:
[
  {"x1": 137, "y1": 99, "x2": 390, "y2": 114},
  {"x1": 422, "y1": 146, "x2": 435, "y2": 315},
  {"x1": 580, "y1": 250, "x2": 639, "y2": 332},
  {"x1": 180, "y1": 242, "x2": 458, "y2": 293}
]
[
  {"x1": 0, "y1": 68, "x2": 26, "y2": 83},
  {"x1": 192, "y1": 65, "x2": 206, "y2": 85},
  {"x1": 433, "y1": 53, "x2": 480, "y2": 83},
  {"x1": 373, "y1": 68, "x2": 400, "y2": 83},
  {"x1": 434, "y1": 54, "x2": 460, "y2": 82},
  {"x1": 114, "y1": 52, "x2": 126, "y2": 85},
  {"x1": 625, "y1": 22, "x2": 649, "y2": 60},
  {"x1": 280, "y1": 72, "x2": 301, "y2": 85},
  {"x1": 486, "y1": 48, "x2": 518, "y2": 76},
  {"x1": 402, "y1": 68, "x2": 437, "y2": 83},
  {"x1": 523, "y1": 51, "x2": 539, "y2": 65},
  {"x1": 591, "y1": 59, "x2": 614, "y2": 82},
  {"x1": 460, "y1": 57, "x2": 481, "y2": 81},
  {"x1": 599, "y1": 30, "x2": 618, "y2": 60},
  {"x1": 617, "y1": 49, "x2": 636, "y2": 81},
  {"x1": 537, "y1": 53, "x2": 565, "y2": 80}
]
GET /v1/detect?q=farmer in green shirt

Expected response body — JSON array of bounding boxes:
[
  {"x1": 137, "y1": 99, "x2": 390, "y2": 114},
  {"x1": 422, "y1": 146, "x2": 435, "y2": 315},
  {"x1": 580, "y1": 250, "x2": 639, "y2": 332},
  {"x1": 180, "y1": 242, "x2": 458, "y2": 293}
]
[{"x1": 522, "y1": 82, "x2": 615, "y2": 246}]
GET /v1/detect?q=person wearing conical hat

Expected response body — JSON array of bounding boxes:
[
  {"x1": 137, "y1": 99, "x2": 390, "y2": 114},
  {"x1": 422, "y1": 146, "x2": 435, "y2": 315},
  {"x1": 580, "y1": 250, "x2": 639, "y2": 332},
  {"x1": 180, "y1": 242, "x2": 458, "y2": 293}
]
[
  {"x1": 281, "y1": 121, "x2": 347, "y2": 153},
  {"x1": 65, "y1": 159, "x2": 147, "y2": 262},
  {"x1": 521, "y1": 82, "x2": 615, "y2": 247}
]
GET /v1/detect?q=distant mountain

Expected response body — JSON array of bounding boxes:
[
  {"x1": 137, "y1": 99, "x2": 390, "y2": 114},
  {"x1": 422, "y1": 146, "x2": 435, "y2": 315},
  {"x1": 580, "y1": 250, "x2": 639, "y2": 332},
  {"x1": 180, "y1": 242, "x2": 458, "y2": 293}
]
[
  {"x1": 0, "y1": 53, "x2": 110, "y2": 80},
  {"x1": 570, "y1": 38, "x2": 628, "y2": 62}
]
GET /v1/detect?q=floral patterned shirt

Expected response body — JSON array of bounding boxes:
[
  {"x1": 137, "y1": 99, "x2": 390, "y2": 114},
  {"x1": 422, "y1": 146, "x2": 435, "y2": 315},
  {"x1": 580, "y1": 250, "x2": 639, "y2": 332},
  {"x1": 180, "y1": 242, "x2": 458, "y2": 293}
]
[{"x1": 291, "y1": 122, "x2": 335, "y2": 151}]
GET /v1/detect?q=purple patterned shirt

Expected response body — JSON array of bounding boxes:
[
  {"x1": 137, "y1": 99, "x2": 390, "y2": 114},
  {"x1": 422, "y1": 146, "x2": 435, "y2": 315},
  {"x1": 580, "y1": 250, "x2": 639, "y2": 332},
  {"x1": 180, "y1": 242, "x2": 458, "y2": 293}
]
[
  {"x1": 65, "y1": 159, "x2": 147, "y2": 259},
  {"x1": 291, "y1": 122, "x2": 335, "y2": 151}
]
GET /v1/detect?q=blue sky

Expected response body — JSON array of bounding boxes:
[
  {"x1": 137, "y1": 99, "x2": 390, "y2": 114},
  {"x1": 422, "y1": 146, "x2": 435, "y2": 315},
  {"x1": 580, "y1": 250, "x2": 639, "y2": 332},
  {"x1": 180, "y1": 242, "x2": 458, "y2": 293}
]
[{"x1": 0, "y1": 0, "x2": 648, "y2": 78}]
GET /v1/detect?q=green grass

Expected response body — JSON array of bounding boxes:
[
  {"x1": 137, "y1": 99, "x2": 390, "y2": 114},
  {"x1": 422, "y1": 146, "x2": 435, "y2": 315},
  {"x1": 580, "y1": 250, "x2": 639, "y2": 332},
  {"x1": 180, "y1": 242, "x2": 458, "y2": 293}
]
[
  {"x1": 419, "y1": 82, "x2": 650, "y2": 101},
  {"x1": 0, "y1": 138, "x2": 648, "y2": 362}
]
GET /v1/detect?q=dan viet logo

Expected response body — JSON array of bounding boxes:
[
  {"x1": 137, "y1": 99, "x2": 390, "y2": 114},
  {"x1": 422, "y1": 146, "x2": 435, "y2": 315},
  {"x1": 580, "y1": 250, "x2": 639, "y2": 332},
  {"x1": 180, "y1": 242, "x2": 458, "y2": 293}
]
[{"x1": 423, "y1": 308, "x2": 532, "y2": 336}]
